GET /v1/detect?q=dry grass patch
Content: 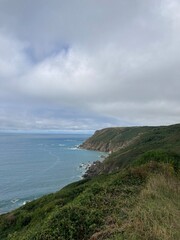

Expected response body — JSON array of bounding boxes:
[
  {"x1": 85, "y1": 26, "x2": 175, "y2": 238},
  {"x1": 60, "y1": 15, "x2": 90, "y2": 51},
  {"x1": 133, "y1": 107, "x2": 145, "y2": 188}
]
[{"x1": 125, "y1": 173, "x2": 180, "y2": 240}]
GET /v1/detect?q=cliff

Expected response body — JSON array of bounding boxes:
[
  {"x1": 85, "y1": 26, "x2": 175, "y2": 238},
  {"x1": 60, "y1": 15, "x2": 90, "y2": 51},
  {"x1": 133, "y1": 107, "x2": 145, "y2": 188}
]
[
  {"x1": 80, "y1": 127, "x2": 148, "y2": 152},
  {"x1": 0, "y1": 123, "x2": 179, "y2": 240},
  {"x1": 81, "y1": 124, "x2": 180, "y2": 177}
]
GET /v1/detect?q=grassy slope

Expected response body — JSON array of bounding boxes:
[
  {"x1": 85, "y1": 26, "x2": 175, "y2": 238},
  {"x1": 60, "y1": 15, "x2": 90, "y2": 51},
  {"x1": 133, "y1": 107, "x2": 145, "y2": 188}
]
[
  {"x1": 106, "y1": 171, "x2": 180, "y2": 240},
  {"x1": 0, "y1": 124, "x2": 180, "y2": 240},
  {"x1": 80, "y1": 126, "x2": 149, "y2": 152},
  {"x1": 82, "y1": 124, "x2": 180, "y2": 173}
]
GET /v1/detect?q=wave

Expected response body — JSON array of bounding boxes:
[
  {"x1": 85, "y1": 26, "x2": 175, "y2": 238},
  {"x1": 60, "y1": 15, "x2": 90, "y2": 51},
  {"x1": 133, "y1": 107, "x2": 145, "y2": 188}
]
[
  {"x1": 68, "y1": 147, "x2": 81, "y2": 151},
  {"x1": 11, "y1": 198, "x2": 19, "y2": 204},
  {"x1": 69, "y1": 147, "x2": 77, "y2": 150},
  {"x1": 64, "y1": 139, "x2": 78, "y2": 142},
  {"x1": 22, "y1": 200, "x2": 31, "y2": 206}
]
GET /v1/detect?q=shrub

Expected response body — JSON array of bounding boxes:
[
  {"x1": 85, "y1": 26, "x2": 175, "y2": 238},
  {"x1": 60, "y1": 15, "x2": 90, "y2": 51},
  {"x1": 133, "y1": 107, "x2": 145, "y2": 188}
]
[
  {"x1": 134, "y1": 149, "x2": 180, "y2": 172},
  {"x1": 36, "y1": 205, "x2": 103, "y2": 240}
]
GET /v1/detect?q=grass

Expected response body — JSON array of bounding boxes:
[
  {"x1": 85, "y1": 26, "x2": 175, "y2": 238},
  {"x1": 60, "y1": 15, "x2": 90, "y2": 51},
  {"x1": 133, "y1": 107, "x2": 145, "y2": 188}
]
[
  {"x1": 0, "y1": 123, "x2": 180, "y2": 239},
  {"x1": 122, "y1": 173, "x2": 180, "y2": 240},
  {"x1": 1, "y1": 162, "x2": 179, "y2": 240},
  {"x1": 0, "y1": 163, "x2": 150, "y2": 239},
  {"x1": 103, "y1": 170, "x2": 180, "y2": 240},
  {"x1": 99, "y1": 124, "x2": 180, "y2": 173}
]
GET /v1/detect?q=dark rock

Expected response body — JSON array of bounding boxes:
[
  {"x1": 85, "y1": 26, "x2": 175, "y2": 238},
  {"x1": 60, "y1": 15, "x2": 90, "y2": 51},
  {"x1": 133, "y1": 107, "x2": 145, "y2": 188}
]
[{"x1": 83, "y1": 161, "x2": 104, "y2": 179}]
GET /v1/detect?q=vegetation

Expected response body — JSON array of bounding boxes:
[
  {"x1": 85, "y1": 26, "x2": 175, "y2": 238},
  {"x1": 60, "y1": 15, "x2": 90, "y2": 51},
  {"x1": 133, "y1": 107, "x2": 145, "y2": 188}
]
[
  {"x1": 0, "y1": 124, "x2": 180, "y2": 239},
  {"x1": 82, "y1": 124, "x2": 180, "y2": 174}
]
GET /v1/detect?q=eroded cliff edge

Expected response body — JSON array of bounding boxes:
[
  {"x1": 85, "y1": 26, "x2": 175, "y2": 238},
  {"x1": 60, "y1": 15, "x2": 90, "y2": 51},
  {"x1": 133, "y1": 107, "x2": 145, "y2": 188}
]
[
  {"x1": 80, "y1": 127, "x2": 146, "y2": 152},
  {"x1": 0, "y1": 124, "x2": 179, "y2": 240},
  {"x1": 80, "y1": 124, "x2": 180, "y2": 178}
]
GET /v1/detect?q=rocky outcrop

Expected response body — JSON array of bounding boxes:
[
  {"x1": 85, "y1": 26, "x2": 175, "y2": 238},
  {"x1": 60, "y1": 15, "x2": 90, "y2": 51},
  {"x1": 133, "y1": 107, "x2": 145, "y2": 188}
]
[
  {"x1": 80, "y1": 127, "x2": 144, "y2": 153},
  {"x1": 80, "y1": 142, "x2": 110, "y2": 152},
  {"x1": 82, "y1": 161, "x2": 104, "y2": 178},
  {"x1": 80, "y1": 127, "x2": 149, "y2": 178}
]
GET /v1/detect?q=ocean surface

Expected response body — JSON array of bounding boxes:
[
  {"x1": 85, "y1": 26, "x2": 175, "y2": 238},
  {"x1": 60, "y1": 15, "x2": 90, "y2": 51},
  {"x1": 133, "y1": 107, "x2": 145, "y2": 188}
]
[{"x1": 0, "y1": 133, "x2": 104, "y2": 214}]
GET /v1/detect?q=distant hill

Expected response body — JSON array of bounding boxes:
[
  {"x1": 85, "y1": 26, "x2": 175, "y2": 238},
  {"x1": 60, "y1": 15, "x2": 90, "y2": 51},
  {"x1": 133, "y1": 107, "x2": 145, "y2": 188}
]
[
  {"x1": 81, "y1": 124, "x2": 180, "y2": 152},
  {"x1": 0, "y1": 123, "x2": 179, "y2": 240},
  {"x1": 81, "y1": 124, "x2": 180, "y2": 176}
]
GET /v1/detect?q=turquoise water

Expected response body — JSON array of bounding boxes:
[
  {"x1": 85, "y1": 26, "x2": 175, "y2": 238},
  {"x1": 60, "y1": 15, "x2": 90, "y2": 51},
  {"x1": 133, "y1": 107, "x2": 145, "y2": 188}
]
[{"x1": 0, "y1": 133, "x2": 103, "y2": 214}]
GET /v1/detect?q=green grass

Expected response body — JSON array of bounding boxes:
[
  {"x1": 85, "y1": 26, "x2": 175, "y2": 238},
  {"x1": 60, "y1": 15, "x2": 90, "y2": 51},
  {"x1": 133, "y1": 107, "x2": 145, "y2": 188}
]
[
  {"x1": 111, "y1": 173, "x2": 180, "y2": 240},
  {"x1": 0, "y1": 123, "x2": 180, "y2": 239},
  {"x1": 0, "y1": 162, "x2": 179, "y2": 240},
  {"x1": 98, "y1": 124, "x2": 180, "y2": 173}
]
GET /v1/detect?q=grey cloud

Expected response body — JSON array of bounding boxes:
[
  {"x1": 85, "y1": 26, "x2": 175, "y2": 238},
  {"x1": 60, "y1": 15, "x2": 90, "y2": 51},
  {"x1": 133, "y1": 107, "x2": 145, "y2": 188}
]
[
  {"x1": 0, "y1": 0, "x2": 170, "y2": 58},
  {"x1": 0, "y1": 102, "x2": 120, "y2": 130},
  {"x1": 0, "y1": 0, "x2": 179, "y2": 129}
]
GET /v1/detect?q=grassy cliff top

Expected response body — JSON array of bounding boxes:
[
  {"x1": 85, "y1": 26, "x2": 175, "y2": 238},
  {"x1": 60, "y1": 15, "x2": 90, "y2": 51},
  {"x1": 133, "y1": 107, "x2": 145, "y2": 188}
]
[
  {"x1": 81, "y1": 124, "x2": 180, "y2": 174},
  {"x1": 0, "y1": 123, "x2": 180, "y2": 240},
  {"x1": 81, "y1": 124, "x2": 180, "y2": 152}
]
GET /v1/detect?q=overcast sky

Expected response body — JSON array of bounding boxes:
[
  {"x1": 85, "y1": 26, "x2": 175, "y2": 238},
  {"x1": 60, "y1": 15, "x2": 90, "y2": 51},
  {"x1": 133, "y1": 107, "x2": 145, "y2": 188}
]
[{"x1": 0, "y1": 0, "x2": 180, "y2": 131}]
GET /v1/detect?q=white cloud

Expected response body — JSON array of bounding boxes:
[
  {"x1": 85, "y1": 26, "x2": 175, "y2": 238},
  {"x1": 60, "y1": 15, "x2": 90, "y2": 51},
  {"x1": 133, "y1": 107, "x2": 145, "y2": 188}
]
[
  {"x1": 0, "y1": 32, "x2": 30, "y2": 76},
  {"x1": 0, "y1": 0, "x2": 179, "y2": 129}
]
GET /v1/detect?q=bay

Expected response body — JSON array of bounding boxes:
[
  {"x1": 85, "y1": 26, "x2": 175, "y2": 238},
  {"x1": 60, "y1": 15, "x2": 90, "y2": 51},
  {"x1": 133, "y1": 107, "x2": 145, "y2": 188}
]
[{"x1": 0, "y1": 133, "x2": 104, "y2": 214}]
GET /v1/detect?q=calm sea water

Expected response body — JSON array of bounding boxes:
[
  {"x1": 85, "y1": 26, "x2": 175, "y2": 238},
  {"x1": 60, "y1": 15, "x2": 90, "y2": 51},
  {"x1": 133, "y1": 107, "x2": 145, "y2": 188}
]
[{"x1": 0, "y1": 133, "x2": 104, "y2": 214}]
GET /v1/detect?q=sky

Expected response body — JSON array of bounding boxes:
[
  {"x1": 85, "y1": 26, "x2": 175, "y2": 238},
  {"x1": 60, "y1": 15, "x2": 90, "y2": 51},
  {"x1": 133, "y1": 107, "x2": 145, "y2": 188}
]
[{"x1": 0, "y1": 0, "x2": 180, "y2": 131}]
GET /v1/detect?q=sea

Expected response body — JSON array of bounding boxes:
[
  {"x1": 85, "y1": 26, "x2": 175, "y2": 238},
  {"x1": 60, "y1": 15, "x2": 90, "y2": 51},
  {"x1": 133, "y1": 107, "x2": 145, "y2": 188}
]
[{"x1": 0, "y1": 132, "x2": 104, "y2": 214}]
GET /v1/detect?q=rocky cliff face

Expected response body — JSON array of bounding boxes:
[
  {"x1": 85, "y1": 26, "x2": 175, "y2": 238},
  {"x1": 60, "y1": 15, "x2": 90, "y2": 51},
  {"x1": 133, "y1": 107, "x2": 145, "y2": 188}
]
[
  {"x1": 80, "y1": 127, "x2": 147, "y2": 178},
  {"x1": 80, "y1": 141, "x2": 110, "y2": 152},
  {"x1": 80, "y1": 124, "x2": 180, "y2": 178},
  {"x1": 80, "y1": 127, "x2": 144, "y2": 153},
  {"x1": 82, "y1": 161, "x2": 104, "y2": 178}
]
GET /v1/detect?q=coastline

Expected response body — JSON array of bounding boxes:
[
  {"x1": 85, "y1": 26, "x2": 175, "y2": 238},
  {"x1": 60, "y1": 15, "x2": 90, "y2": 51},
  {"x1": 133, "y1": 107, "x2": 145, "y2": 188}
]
[
  {"x1": 79, "y1": 152, "x2": 108, "y2": 179},
  {"x1": 0, "y1": 133, "x2": 103, "y2": 214}
]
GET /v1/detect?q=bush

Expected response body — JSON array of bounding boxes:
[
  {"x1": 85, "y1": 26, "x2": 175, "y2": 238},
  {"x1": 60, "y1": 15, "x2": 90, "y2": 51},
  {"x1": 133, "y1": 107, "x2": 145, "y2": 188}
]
[
  {"x1": 36, "y1": 205, "x2": 103, "y2": 240},
  {"x1": 134, "y1": 149, "x2": 180, "y2": 172}
]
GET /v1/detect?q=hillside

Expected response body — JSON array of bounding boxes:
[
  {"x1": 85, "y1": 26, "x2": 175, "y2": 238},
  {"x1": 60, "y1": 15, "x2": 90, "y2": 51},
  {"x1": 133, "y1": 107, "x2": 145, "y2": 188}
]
[
  {"x1": 81, "y1": 124, "x2": 180, "y2": 153},
  {"x1": 0, "y1": 123, "x2": 180, "y2": 240},
  {"x1": 81, "y1": 124, "x2": 180, "y2": 176},
  {"x1": 80, "y1": 126, "x2": 150, "y2": 152}
]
